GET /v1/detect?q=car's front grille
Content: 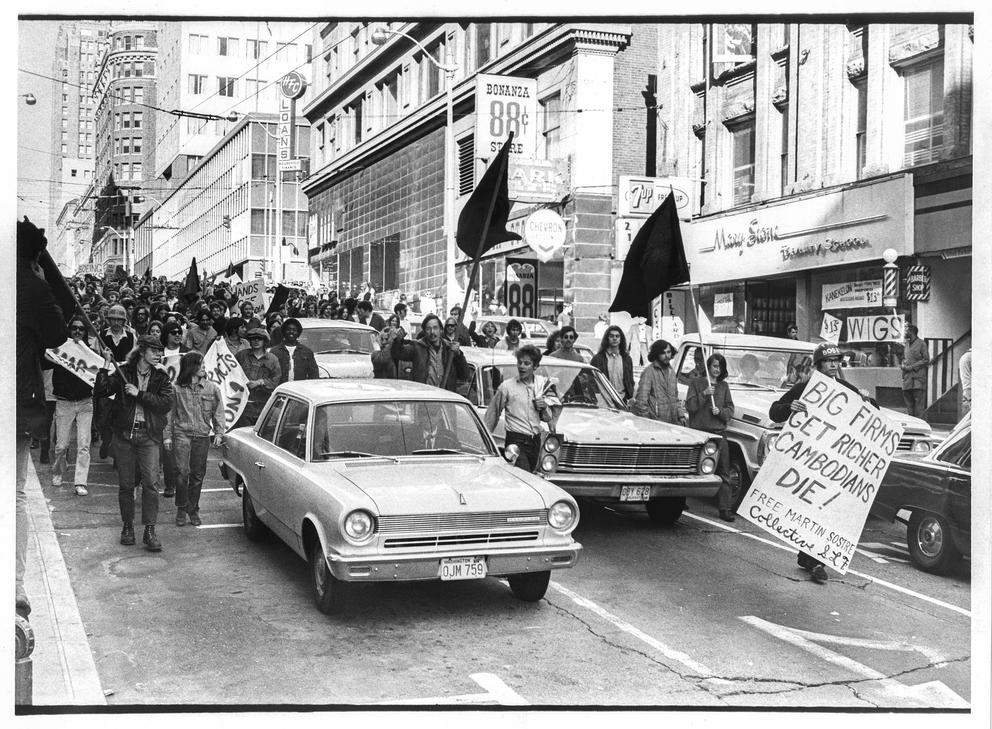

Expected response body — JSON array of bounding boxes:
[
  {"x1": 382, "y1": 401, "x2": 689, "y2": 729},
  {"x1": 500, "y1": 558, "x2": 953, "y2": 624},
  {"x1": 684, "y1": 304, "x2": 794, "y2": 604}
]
[
  {"x1": 378, "y1": 510, "x2": 547, "y2": 534},
  {"x1": 556, "y1": 443, "x2": 701, "y2": 475},
  {"x1": 897, "y1": 436, "x2": 927, "y2": 451},
  {"x1": 383, "y1": 531, "x2": 540, "y2": 549}
]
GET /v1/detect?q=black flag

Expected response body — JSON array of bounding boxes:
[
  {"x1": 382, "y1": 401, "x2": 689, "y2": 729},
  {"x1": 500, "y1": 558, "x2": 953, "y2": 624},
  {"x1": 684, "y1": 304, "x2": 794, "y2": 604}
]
[
  {"x1": 265, "y1": 284, "x2": 291, "y2": 318},
  {"x1": 182, "y1": 257, "x2": 200, "y2": 302},
  {"x1": 142, "y1": 266, "x2": 152, "y2": 282},
  {"x1": 609, "y1": 193, "x2": 690, "y2": 321},
  {"x1": 226, "y1": 261, "x2": 236, "y2": 279},
  {"x1": 455, "y1": 131, "x2": 520, "y2": 259}
]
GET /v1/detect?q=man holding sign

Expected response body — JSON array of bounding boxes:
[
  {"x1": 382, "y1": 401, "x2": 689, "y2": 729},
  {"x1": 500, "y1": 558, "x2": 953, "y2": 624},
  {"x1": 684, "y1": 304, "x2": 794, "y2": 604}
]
[{"x1": 745, "y1": 343, "x2": 892, "y2": 585}]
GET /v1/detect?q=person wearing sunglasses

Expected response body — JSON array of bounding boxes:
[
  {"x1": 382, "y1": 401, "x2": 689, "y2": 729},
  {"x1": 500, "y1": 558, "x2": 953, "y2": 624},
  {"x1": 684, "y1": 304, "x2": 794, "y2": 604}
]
[
  {"x1": 549, "y1": 326, "x2": 585, "y2": 362},
  {"x1": 51, "y1": 317, "x2": 96, "y2": 496}
]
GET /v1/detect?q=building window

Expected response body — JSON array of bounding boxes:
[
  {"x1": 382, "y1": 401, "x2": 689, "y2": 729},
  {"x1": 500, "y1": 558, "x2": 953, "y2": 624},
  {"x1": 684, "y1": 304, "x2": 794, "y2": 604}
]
[
  {"x1": 352, "y1": 98, "x2": 363, "y2": 144},
  {"x1": 122, "y1": 112, "x2": 131, "y2": 128},
  {"x1": 540, "y1": 93, "x2": 562, "y2": 161},
  {"x1": 122, "y1": 138, "x2": 130, "y2": 154},
  {"x1": 134, "y1": 87, "x2": 143, "y2": 103},
  {"x1": 124, "y1": 35, "x2": 132, "y2": 50},
  {"x1": 476, "y1": 24, "x2": 492, "y2": 67},
  {"x1": 305, "y1": 44, "x2": 313, "y2": 63},
  {"x1": 457, "y1": 134, "x2": 475, "y2": 195},
  {"x1": 903, "y1": 58, "x2": 944, "y2": 167},
  {"x1": 218, "y1": 77, "x2": 236, "y2": 97},
  {"x1": 316, "y1": 121, "x2": 325, "y2": 160},
  {"x1": 381, "y1": 76, "x2": 398, "y2": 125},
  {"x1": 247, "y1": 39, "x2": 266, "y2": 59},
  {"x1": 132, "y1": 162, "x2": 141, "y2": 179},
  {"x1": 731, "y1": 119, "x2": 755, "y2": 206},
  {"x1": 133, "y1": 111, "x2": 142, "y2": 129},
  {"x1": 218, "y1": 37, "x2": 239, "y2": 57},
  {"x1": 855, "y1": 81, "x2": 867, "y2": 178},
  {"x1": 135, "y1": 35, "x2": 144, "y2": 48},
  {"x1": 133, "y1": 138, "x2": 142, "y2": 154},
  {"x1": 780, "y1": 105, "x2": 789, "y2": 195}
]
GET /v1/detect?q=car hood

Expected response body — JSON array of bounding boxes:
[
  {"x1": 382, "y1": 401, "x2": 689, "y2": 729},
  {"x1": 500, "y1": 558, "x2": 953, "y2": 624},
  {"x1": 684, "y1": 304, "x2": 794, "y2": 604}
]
[
  {"x1": 727, "y1": 386, "x2": 932, "y2": 435},
  {"x1": 315, "y1": 353, "x2": 374, "y2": 379},
  {"x1": 337, "y1": 459, "x2": 549, "y2": 515},
  {"x1": 558, "y1": 408, "x2": 708, "y2": 445}
]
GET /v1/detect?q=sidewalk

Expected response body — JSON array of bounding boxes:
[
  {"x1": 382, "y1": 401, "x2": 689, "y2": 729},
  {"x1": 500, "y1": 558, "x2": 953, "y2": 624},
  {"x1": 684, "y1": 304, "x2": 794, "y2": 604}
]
[{"x1": 20, "y1": 455, "x2": 106, "y2": 707}]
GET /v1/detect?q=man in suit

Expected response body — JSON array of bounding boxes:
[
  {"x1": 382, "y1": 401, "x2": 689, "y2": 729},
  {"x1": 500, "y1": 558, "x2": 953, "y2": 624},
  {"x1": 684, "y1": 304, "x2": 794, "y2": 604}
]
[{"x1": 269, "y1": 318, "x2": 320, "y2": 384}]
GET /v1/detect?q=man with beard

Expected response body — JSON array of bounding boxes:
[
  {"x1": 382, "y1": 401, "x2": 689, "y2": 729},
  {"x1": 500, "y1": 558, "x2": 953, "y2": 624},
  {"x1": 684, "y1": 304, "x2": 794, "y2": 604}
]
[{"x1": 391, "y1": 314, "x2": 468, "y2": 393}]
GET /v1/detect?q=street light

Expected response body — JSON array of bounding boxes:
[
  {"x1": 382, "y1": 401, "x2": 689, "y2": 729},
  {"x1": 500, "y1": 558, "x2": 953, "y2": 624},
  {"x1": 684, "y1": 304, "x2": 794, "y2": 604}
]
[
  {"x1": 99, "y1": 225, "x2": 131, "y2": 275},
  {"x1": 20, "y1": 93, "x2": 36, "y2": 105},
  {"x1": 371, "y1": 24, "x2": 460, "y2": 311}
]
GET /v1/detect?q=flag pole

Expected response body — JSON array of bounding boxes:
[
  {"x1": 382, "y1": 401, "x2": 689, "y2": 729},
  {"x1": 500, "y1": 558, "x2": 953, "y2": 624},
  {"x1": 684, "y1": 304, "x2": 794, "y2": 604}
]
[
  {"x1": 442, "y1": 131, "x2": 515, "y2": 387},
  {"x1": 685, "y1": 265, "x2": 715, "y2": 411},
  {"x1": 38, "y1": 249, "x2": 107, "y2": 356}
]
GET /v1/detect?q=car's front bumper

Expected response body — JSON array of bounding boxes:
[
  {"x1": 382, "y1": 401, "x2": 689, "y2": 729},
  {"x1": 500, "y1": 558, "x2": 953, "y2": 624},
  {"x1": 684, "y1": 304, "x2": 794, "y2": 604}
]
[
  {"x1": 546, "y1": 472, "x2": 722, "y2": 499},
  {"x1": 326, "y1": 542, "x2": 582, "y2": 582}
]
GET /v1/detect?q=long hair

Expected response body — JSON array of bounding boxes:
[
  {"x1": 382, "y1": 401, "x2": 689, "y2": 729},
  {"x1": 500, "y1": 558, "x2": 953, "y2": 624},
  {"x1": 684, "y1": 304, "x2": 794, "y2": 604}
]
[
  {"x1": 67, "y1": 316, "x2": 90, "y2": 347},
  {"x1": 647, "y1": 339, "x2": 675, "y2": 364},
  {"x1": 175, "y1": 351, "x2": 205, "y2": 387},
  {"x1": 124, "y1": 341, "x2": 147, "y2": 368},
  {"x1": 598, "y1": 325, "x2": 627, "y2": 355},
  {"x1": 706, "y1": 353, "x2": 729, "y2": 382}
]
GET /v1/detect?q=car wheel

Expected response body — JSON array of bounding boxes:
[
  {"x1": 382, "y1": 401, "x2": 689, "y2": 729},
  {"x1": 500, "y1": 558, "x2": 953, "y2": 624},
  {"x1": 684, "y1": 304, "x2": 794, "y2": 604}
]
[
  {"x1": 646, "y1": 497, "x2": 685, "y2": 525},
  {"x1": 242, "y1": 486, "x2": 269, "y2": 542},
  {"x1": 308, "y1": 539, "x2": 347, "y2": 614},
  {"x1": 907, "y1": 511, "x2": 961, "y2": 575},
  {"x1": 508, "y1": 570, "x2": 551, "y2": 602},
  {"x1": 727, "y1": 451, "x2": 751, "y2": 509}
]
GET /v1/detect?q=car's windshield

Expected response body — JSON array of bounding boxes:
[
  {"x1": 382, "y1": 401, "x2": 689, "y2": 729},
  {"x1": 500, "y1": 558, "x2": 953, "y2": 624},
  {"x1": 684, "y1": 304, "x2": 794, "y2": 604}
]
[
  {"x1": 693, "y1": 346, "x2": 813, "y2": 390},
  {"x1": 310, "y1": 400, "x2": 496, "y2": 460},
  {"x1": 477, "y1": 364, "x2": 626, "y2": 409},
  {"x1": 298, "y1": 328, "x2": 378, "y2": 355}
]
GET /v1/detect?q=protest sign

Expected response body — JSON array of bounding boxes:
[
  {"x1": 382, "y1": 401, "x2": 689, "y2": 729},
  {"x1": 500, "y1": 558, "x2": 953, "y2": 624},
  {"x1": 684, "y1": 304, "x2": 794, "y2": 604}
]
[
  {"x1": 820, "y1": 312, "x2": 842, "y2": 345},
  {"x1": 202, "y1": 338, "x2": 250, "y2": 430},
  {"x1": 232, "y1": 279, "x2": 267, "y2": 312},
  {"x1": 45, "y1": 339, "x2": 104, "y2": 387},
  {"x1": 738, "y1": 371, "x2": 904, "y2": 574},
  {"x1": 161, "y1": 353, "x2": 183, "y2": 382}
]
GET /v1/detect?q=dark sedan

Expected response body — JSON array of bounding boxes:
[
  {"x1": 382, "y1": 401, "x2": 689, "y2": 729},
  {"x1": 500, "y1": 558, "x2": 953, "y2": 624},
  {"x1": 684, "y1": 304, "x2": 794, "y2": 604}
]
[{"x1": 870, "y1": 414, "x2": 970, "y2": 575}]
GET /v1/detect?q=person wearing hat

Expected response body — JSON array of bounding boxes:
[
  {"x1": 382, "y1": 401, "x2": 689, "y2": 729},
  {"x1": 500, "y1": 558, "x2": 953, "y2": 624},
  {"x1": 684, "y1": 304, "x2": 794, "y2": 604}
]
[
  {"x1": 97, "y1": 303, "x2": 137, "y2": 459},
  {"x1": 269, "y1": 318, "x2": 319, "y2": 384},
  {"x1": 233, "y1": 328, "x2": 281, "y2": 429},
  {"x1": 768, "y1": 342, "x2": 878, "y2": 585},
  {"x1": 95, "y1": 334, "x2": 175, "y2": 552}
]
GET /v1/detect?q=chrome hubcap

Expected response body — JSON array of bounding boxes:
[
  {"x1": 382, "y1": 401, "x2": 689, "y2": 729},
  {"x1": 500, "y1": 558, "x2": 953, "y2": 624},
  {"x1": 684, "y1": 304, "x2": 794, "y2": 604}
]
[{"x1": 917, "y1": 517, "x2": 944, "y2": 558}]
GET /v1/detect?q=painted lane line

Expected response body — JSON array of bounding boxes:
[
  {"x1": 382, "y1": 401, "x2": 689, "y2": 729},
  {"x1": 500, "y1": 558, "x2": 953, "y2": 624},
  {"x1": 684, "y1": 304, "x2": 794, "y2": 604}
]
[
  {"x1": 855, "y1": 547, "x2": 889, "y2": 564},
  {"x1": 741, "y1": 616, "x2": 969, "y2": 708},
  {"x1": 366, "y1": 673, "x2": 528, "y2": 705},
  {"x1": 549, "y1": 581, "x2": 728, "y2": 684},
  {"x1": 190, "y1": 523, "x2": 242, "y2": 529},
  {"x1": 683, "y1": 512, "x2": 970, "y2": 618}
]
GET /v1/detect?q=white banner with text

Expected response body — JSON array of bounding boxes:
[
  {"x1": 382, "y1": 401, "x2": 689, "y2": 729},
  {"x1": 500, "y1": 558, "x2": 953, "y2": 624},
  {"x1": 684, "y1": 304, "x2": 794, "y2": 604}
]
[
  {"x1": 45, "y1": 339, "x2": 104, "y2": 387},
  {"x1": 202, "y1": 338, "x2": 249, "y2": 430}
]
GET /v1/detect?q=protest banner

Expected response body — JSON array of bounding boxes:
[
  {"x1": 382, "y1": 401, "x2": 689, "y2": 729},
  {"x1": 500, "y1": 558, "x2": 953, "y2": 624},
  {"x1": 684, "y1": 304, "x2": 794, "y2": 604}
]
[
  {"x1": 232, "y1": 279, "x2": 267, "y2": 312},
  {"x1": 202, "y1": 338, "x2": 250, "y2": 430},
  {"x1": 738, "y1": 371, "x2": 904, "y2": 574},
  {"x1": 45, "y1": 339, "x2": 104, "y2": 387}
]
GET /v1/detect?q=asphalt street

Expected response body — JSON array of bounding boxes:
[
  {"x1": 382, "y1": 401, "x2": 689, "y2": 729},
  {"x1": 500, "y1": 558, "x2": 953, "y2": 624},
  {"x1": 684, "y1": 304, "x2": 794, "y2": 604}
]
[{"x1": 37, "y1": 447, "x2": 971, "y2": 709}]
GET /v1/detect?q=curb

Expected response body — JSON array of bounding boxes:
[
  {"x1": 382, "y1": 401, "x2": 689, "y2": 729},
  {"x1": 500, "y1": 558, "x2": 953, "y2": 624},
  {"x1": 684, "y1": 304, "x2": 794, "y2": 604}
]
[{"x1": 22, "y1": 455, "x2": 107, "y2": 707}]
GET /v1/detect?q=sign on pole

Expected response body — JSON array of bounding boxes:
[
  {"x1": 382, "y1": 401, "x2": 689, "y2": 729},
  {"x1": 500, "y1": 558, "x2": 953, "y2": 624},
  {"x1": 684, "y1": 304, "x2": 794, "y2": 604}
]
[
  {"x1": 523, "y1": 209, "x2": 566, "y2": 262},
  {"x1": 475, "y1": 74, "x2": 537, "y2": 160},
  {"x1": 45, "y1": 339, "x2": 104, "y2": 387},
  {"x1": 202, "y1": 338, "x2": 250, "y2": 430},
  {"x1": 738, "y1": 371, "x2": 904, "y2": 574}
]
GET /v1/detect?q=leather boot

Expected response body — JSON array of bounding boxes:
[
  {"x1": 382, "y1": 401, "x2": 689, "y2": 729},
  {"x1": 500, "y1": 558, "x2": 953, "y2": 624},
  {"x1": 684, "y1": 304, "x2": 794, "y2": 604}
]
[
  {"x1": 120, "y1": 523, "x2": 136, "y2": 546},
  {"x1": 143, "y1": 525, "x2": 162, "y2": 552}
]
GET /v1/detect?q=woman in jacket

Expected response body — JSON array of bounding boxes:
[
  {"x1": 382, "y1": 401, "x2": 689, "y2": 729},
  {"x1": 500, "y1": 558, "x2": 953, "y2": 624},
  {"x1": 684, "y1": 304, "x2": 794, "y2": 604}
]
[
  {"x1": 163, "y1": 351, "x2": 224, "y2": 527},
  {"x1": 633, "y1": 339, "x2": 687, "y2": 425},
  {"x1": 590, "y1": 325, "x2": 634, "y2": 401},
  {"x1": 686, "y1": 353, "x2": 736, "y2": 522}
]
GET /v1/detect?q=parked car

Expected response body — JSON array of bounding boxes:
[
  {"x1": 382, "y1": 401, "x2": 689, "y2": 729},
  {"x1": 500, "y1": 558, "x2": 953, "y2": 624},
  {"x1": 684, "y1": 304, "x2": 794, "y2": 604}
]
[
  {"x1": 671, "y1": 334, "x2": 934, "y2": 508},
  {"x1": 292, "y1": 318, "x2": 379, "y2": 379},
  {"x1": 869, "y1": 413, "x2": 970, "y2": 574},
  {"x1": 460, "y1": 349, "x2": 722, "y2": 524},
  {"x1": 475, "y1": 315, "x2": 557, "y2": 341},
  {"x1": 221, "y1": 379, "x2": 582, "y2": 614}
]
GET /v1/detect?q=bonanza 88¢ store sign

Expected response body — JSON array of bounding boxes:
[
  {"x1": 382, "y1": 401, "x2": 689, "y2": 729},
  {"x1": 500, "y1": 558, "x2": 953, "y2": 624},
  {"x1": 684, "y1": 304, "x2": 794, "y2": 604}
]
[{"x1": 738, "y1": 372, "x2": 903, "y2": 574}]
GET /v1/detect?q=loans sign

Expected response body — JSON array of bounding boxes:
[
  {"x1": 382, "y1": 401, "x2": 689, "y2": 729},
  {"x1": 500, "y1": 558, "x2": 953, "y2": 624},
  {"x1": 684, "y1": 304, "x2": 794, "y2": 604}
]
[
  {"x1": 738, "y1": 371, "x2": 904, "y2": 574},
  {"x1": 202, "y1": 338, "x2": 250, "y2": 430},
  {"x1": 45, "y1": 339, "x2": 103, "y2": 387}
]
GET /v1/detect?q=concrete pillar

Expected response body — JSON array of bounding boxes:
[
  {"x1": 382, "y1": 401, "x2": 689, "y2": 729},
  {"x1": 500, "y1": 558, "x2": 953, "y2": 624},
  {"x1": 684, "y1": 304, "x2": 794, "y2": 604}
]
[
  {"x1": 942, "y1": 24, "x2": 973, "y2": 158},
  {"x1": 866, "y1": 25, "x2": 902, "y2": 174},
  {"x1": 569, "y1": 46, "x2": 615, "y2": 193},
  {"x1": 753, "y1": 25, "x2": 778, "y2": 202}
]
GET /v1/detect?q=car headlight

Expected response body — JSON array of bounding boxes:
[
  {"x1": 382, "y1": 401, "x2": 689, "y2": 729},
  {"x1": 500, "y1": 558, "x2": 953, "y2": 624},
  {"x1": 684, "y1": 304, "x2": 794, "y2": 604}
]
[
  {"x1": 911, "y1": 439, "x2": 932, "y2": 454},
  {"x1": 343, "y1": 510, "x2": 375, "y2": 542},
  {"x1": 540, "y1": 453, "x2": 558, "y2": 473},
  {"x1": 548, "y1": 500, "x2": 577, "y2": 531},
  {"x1": 703, "y1": 439, "x2": 719, "y2": 456},
  {"x1": 504, "y1": 443, "x2": 520, "y2": 464},
  {"x1": 757, "y1": 431, "x2": 778, "y2": 465},
  {"x1": 543, "y1": 434, "x2": 561, "y2": 453},
  {"x1": 700, "y1": 457, "x2": 716, "y2": 474}
]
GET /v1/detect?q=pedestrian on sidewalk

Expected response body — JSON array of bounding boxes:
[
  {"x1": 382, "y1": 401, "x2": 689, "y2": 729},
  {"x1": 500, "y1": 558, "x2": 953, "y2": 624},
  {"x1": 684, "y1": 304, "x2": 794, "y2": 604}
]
[
  {"x1": 16, "y1": 217, "x2": 69, "y2": 618},
  {"x1": 900, "y1": 324, "x2": 930, "y2": 418},
  {"x1": 685, "y1": 353, "x2": 735, "y2": 522},
  {"x1": 484, "y1": 344, "x2": 561, "y2": 473},
  {"x1": 233, "y1": 328, "x2": 281, "y2": 429},
  {"x1": 51, "y1": 315, "x2": 95, "y2": 496},
  {"x1": 95, "y1": 334, "x2": 175, "y2": 552},
  {"x1": 769, "y1": 343, "x2": 878, "y2": 584},
  {"x1": 164, "y1": 352, "x2": 225, "y2": 527},
  {"x1": 633, "y1": 340, "x2": 687, "y2": 425}
]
